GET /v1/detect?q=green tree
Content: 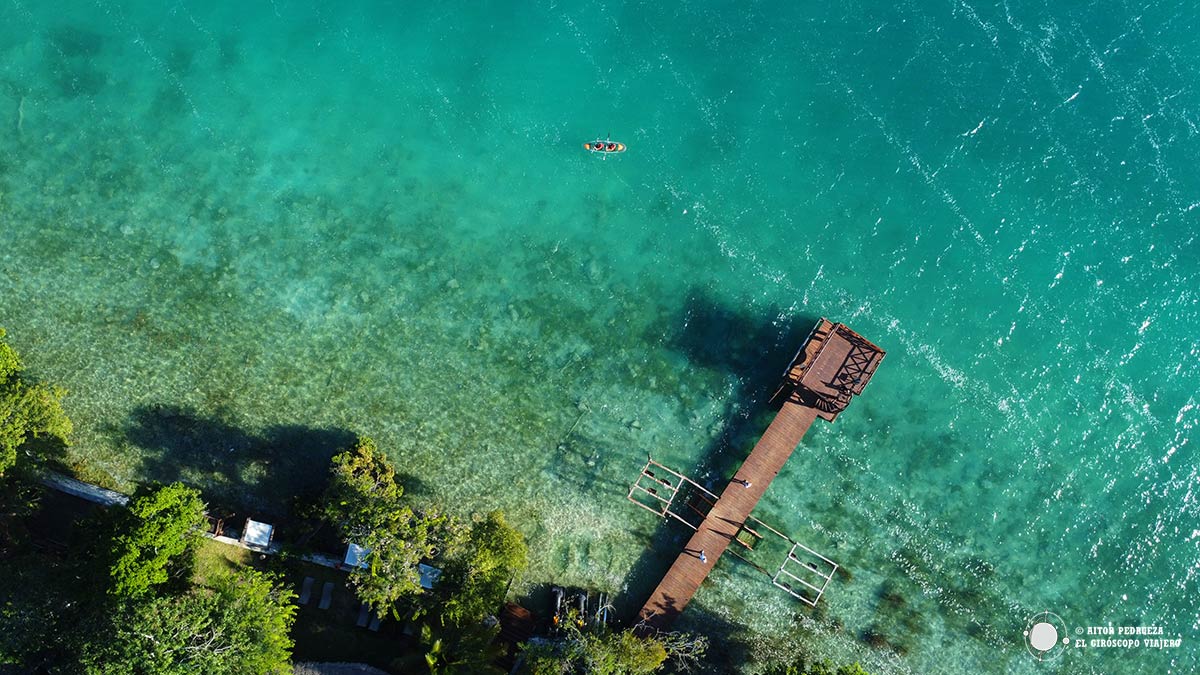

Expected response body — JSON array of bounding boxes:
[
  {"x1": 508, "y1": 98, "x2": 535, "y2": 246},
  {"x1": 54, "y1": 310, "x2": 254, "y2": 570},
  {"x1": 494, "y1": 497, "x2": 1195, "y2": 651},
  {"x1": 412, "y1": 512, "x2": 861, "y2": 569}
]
[
  {"x1": 407, "y1": 619, "x2": 505, "y2": 675},
  {"x1": 82, "y1": 568, "x2": 296, "y2": 675},
  {"x1": 324, "y1": 437, "x2": 450, "y2": 613},
  {"x1": 441, "y1": 510, "x2": 528, "y2": 626},
  {"x1": 325, "y1": 437, "x2": 404, "y2": 527},
  {"x1": 760, "y1": 658, "x2": 873, "y2": 675},
  {"x1": 519, "y1": 642, "x2": 569, "y2": 675},
  {"x1": 0, "y1": 327, "x2": 72, "y2": 476},
  {"x1": 520, "y1": 622, "x2": 706, "y2": 675},
  {"x1": 107, "y1": 482, "x2": 206, "y2": 598},
  {"x1": 575, "y1": 630, "x2": 667, "y2": 675},
  {"x1": 0, "y1": 330, "x2": 21, "y2": 382}
]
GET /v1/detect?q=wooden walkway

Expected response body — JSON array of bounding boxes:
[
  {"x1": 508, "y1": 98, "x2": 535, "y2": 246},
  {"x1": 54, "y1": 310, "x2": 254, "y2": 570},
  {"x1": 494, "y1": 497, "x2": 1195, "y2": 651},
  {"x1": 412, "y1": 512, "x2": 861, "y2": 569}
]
[{"x1": 635, "y1": 319, "x2": 883, "y2": 631}]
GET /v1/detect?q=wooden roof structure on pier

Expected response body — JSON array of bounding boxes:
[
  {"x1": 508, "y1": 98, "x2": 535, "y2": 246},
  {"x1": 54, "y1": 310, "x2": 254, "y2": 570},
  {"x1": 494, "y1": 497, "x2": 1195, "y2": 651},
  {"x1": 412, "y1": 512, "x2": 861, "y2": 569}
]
[
  {"x1": 778, "y1": 319, "x2": 885, "y2": 421},
  {"x1": 635, "y1": 318, "x2": 883, "y2": 632}
]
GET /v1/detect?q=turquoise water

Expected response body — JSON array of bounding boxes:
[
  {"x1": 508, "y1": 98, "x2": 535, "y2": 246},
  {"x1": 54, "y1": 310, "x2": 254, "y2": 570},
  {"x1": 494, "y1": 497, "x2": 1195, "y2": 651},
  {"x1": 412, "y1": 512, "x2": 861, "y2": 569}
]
[{"x1": 2, "y1": 1, "x2": 1198, "y2": 673}]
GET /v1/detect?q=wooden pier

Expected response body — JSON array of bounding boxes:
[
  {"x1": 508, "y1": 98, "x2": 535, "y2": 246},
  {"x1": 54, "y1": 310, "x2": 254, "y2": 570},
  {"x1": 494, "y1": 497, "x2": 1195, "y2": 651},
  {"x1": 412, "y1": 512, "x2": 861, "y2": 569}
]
[{"x1": 633, "y1": 319, "x2": 883, "y2": 631}]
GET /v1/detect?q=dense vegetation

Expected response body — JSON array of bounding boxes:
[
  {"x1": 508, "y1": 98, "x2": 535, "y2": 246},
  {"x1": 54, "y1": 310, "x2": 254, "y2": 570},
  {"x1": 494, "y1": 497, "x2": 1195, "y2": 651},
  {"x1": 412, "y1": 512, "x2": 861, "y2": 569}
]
[
  {"x1": 751, "y1": 652, "x2": 873, "y2": 675},
  {"x1": 0, "y1": 481, "x2": 297, "y2": 673},
  {"x1": 82, "y1": 566, "x2": 297, "y2": 674},
  {"x1": 519, "y1": 619, "x2": 708, "y2": 675},
  {"x1": 78, "y1": 484, "x2": 297, "y2": 674},
  {"x1": 105, "y1": 482, "x2": 208, "y2": 598},
  {"x1": 440, "y1": 509, "x2": 528, "y2": 627},
  {"x1": 323, "y1": 437, "x2": 455, "y2": 613},
  {"x1": 0, "y1": 327, "x2": 72, "y2": 476},
  {"x1": 321, "y1": 438, "x2": 531, "y2": 621},
  {"x1": 321, "y1": 437, "x2": 531, "y2": 674}
]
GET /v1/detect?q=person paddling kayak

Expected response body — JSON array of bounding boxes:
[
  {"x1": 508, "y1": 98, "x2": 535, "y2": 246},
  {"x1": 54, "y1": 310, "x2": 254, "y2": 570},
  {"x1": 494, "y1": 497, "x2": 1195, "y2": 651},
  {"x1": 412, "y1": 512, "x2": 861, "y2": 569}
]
[{"x1": 583, "y1": 134, "x2": 626, "y2": 156}]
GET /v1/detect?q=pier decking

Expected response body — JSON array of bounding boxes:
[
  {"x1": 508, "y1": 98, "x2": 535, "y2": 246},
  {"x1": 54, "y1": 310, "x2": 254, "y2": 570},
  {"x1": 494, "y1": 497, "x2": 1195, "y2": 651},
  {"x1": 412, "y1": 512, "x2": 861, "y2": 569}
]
[{"x1": 634, "y1": 319, "x2": 883, "y2": 631}]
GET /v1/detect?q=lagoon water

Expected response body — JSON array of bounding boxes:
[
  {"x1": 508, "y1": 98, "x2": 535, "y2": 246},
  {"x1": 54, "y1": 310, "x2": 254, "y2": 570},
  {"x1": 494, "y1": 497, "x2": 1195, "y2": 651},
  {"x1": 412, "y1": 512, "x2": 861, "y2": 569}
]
[{"x1": 1, "y1": 1, "x2": 1198, "y2": 673}]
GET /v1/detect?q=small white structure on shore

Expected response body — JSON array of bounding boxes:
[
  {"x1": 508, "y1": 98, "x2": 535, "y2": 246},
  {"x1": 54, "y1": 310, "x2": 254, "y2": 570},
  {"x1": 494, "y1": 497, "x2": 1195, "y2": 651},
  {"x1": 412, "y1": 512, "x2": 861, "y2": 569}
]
[
  {"x1": 342, "y1": 543, "x2": 441, "y2": 589},
  {"x1": 418, "y1": 563, "x2": 442, "y2": 590},
  {"x1": 241, "y1": 518, "x2": 274, "y2": 549},
  {"x1": 344, "y1": 542, "x2": 370, "y2": 569}
]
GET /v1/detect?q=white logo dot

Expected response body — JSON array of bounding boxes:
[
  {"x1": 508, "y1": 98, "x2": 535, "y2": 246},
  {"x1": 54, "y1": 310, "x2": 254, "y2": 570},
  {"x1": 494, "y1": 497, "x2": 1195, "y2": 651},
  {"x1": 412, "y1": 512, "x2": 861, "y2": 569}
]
[{"x1": 1030, "y1": 622, "x2": 1059, "y2": 651}]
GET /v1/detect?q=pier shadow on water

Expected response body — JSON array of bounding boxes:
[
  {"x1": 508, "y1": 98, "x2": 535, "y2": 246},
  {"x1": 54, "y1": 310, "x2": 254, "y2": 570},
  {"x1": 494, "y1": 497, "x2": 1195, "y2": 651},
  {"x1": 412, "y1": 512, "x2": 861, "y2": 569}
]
[
  {"x1": 121, "y1": 404, "x2": 356, "y2": 518},
  {"x1": 615, "y1": 289, "x2": 819, "y2": 624}
]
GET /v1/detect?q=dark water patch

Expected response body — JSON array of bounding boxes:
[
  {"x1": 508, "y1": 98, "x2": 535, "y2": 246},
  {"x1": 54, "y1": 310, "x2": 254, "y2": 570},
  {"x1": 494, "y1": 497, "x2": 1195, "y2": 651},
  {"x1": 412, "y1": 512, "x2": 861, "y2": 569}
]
[
  {"x1": 53, "y1": 61, "x2": 106, "y2": 98},
  {"x1": 876, "y1": 579, "x2": 906, "y2": 611},
  {"x1": 46, "y1": 26, "x2": 105, "y2": 59},
  {"x1": 834, "y1": 563, "x2": 854, "y2": 584},
  {"x1": 166, "y1": 42, "x2": 196, "y2": 76},
  {"x1": 613, "y1": 515, "x2": 691, "y2": 620},
  {"x1": 804, "y1": 596, "x2": 833, "y2": 626},
  {"x1": 861, "y1": 624, "x2": 906, "y2": 656},
  {"x1": 92, "y1": 159, "x2": 145, "y2": 201},
  {"x1": 883, "y1": 538, "x2": 1015, "y2": 652},
  {"x1": 392, "y1": 471, "x2": 430, "y2": 499},
  {"x1": 150, "y1": 82, "x2": 188, "y2": 118},
  {"x1": 550, "y1": 434, "x2": 632, "y2": 500},
  {"x1": 217, "y1": 34, "x2": 241, "y2": 70},
  {"x1": 867, "y1": 578, "x2": 925, "y2": 655},
  {"x1": 645, "y1": 186, "x2": 678, "y2": 222},
  {"x1": 667, "y1": 290, "x2": 817, "y2": 388},
  {"x1": 962, "y1": 556, "x2": 995, "y2": 578},
  {"x1": 673, "y1": 605, "x2": 755, "y2": 673},
  {"x1": 42, "y1": 26, "x2": 109, "y2": 98}
]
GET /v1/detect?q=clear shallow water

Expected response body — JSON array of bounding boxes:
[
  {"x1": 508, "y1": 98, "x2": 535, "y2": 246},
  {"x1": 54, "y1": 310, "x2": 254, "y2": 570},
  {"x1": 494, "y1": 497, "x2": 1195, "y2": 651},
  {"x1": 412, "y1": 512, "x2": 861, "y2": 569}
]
[{"x1": 1, "y1": 1, "x2": 1198, "y2": 673}]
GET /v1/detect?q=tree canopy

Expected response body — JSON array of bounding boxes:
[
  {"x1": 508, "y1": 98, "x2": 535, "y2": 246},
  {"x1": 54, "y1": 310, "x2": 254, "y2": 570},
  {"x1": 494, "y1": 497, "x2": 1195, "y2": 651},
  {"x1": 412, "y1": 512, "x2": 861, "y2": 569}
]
[
  {"x1": 0, "y1": 328, "x2": 22, "y2": 383},
  {"x1": 82, "y1": 568, "x2": 296, "y2": 675},
  {"x1": 576, "y1": 630, "x2": 668, "y2": 675},
  {"x1": 72, "y1": 481, "x2": 297, "y2": 674},
  {"x1": 520, "y1": 623, "x2": 706, "y2": 675},
  {"x1": 107, "y1": 482, "x2": 207, "y2": 598},
  {"x1": 411, "y1": 619, "x2": 505, "y2": 675},
  {"x1": 325, "y1": 437, "x2": 405, "y2": 529},
  {"x1": 440, "y1": 510, "x2": 528, "y2": 626},
  {"x1": 761, "y1": 658, "x2": 874, "y2": 675},
  {"x1": 324, "y1": 437, "x2": 451, "y2": 613},
  {"x1": 0, "y1": 327, "x2": 72, "y2": 476}
]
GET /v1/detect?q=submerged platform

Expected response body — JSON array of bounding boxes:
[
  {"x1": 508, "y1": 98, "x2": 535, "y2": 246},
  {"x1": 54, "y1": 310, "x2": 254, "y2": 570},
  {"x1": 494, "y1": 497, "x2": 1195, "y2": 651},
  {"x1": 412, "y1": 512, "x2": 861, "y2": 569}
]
[{"x1": 633, "y1": 318, "x2": 884, "y2": 631}]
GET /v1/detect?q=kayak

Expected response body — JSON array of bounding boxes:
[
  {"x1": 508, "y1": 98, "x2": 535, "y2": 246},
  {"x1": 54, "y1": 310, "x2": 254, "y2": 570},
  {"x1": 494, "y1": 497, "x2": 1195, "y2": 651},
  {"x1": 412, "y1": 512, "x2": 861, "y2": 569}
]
[{"x1": 584, "y1": 140, "x2": 626, "y2": 154}]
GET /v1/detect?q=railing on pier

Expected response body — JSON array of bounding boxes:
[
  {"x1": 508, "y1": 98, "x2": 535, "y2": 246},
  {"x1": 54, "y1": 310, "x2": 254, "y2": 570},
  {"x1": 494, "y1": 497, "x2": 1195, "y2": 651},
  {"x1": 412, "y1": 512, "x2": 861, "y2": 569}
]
[
  {"x1": 628, "y1": 458, "x2": 838, "y2": 608},
  {"x1": 626, "y1": 458, "x2": 718, "y2": 530}
]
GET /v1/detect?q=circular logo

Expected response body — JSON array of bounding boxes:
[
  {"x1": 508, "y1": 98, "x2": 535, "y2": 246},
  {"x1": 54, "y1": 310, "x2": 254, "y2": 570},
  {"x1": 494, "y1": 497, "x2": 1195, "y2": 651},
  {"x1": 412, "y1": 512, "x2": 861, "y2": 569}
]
[{"x1": 1024, "y1": 611, "x2": 1069, "y2": 661}]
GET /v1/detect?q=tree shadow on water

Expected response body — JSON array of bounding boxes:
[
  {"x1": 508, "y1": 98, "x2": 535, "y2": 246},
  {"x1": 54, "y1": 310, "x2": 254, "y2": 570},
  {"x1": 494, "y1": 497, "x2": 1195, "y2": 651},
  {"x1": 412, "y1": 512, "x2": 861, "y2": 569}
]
[
  {"x1": 123, "y1": 404, "x2": 356, "y2": 519},
  {"x1": 666, "y1": 289, "x2": 819, "y2": 485}
]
